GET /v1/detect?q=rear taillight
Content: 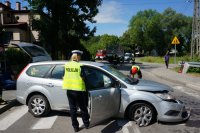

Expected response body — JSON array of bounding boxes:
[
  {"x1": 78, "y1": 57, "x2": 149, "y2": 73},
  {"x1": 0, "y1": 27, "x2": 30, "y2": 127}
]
[{"x1": 17, "y1": 64, "x2": 29, "y2": 80}]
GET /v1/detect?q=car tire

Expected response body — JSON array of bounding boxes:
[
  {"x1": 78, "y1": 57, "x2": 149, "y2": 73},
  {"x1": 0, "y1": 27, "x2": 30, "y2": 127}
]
[
  {"x1": 128, "y1": 103, "x2": 156, "y2": 127},
  {"x1": 28, "y1": 95, "x2": 50, "y2": 117}
]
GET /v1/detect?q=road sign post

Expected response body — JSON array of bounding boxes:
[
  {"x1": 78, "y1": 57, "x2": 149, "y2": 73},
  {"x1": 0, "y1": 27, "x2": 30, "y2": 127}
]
[{"x1": 171, "y1": 36, "x2": 180, "y2": 64}]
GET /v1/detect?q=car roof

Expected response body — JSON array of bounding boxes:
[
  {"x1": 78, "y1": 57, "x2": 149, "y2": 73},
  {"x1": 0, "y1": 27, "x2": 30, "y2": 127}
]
[
  {"x1": 28, "y1": 60, "x2": 104, "y2": 67},
  {"x1": 11, "y1": 42, "x2": 36, "y2": 47}
]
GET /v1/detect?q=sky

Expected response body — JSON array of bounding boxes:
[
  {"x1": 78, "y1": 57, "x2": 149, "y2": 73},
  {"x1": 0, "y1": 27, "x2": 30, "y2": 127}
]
[
  {"x1": 8, "y1": 0, "x2": 194, "y2": 37},
  {"x1": 93, "y1": 0, "x2": 193, "y2": 36}
]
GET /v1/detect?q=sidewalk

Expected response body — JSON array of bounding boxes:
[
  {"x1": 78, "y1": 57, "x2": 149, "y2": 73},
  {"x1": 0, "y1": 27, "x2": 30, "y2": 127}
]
[{"x1": 141, "y1": 62, "x2": 200, "y2": 91}]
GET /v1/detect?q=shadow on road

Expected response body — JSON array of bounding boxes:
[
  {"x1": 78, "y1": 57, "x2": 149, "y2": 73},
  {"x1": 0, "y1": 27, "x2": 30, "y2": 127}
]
[{"x1": 101, "y1": 119, "x2": 128, "y2": 133}]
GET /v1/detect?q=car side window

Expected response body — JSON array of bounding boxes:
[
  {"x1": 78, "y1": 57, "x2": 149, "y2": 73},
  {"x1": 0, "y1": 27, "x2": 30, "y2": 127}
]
[
  {"x1": 26, "y1": 65, "x2": 52, "y2": 78},
  {"x1": 83, "y1": 67, "x2": 113, "y2": 90},
  {"x1": 50, "y1": 65, "x2": 64, "y2": 79}
]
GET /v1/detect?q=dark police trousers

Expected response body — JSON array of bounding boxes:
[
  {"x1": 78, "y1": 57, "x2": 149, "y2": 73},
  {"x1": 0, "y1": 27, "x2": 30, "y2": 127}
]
[{"x1": 67, "y1": 90, "x2": 90, "y2": 128}]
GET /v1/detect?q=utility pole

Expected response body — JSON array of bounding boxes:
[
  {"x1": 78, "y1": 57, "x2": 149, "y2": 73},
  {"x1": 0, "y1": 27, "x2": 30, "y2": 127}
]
[{"x1": 191, "y1": 0, "x2": 200, "y2": 58}]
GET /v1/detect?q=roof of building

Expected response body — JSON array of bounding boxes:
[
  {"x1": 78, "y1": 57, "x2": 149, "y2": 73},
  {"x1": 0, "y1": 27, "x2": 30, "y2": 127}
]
[
  {"x1": 0, "y1": 2, "x2": 13, "y2": 11},
  {"x1": 0, "y1": 2, "x2": 30, "y2": 13}
]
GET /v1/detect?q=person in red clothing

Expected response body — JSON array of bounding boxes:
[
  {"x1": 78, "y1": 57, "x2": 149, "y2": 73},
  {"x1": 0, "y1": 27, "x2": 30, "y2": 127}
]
[{"x1": 130, "y1": 65, "x2": 142, "y2": 79}]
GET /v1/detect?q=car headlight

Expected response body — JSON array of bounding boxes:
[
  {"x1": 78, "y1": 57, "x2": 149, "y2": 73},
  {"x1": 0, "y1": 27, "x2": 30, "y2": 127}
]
[{"x1": 155, "y1": 93, "x2": 175, "y2": 101}]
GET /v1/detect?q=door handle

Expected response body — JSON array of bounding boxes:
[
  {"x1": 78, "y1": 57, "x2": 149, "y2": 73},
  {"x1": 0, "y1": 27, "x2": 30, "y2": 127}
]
[
  {"x1": 94, "y1": 95, "x2": 102, "y2": 100},
  {"x1": 46, "y1": 83, "x2": 54, "y2": 87}
]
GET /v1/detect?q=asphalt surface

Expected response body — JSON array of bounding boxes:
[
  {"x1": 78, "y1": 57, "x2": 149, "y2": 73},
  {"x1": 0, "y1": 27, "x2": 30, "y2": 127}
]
[{"x1": 0, "y1": 62, "x2": 200, "y2": 114}]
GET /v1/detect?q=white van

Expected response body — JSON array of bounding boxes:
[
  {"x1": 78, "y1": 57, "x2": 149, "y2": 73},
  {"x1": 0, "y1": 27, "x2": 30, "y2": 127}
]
[{"x1": 9, "y1": 42, "x2": 52, "y2": 62}]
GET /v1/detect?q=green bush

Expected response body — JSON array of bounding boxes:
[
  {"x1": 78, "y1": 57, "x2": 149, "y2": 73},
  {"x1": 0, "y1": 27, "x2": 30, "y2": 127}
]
[
  {"x1": 188, "y1": 67, "x2": 200, "y2": 73},
  {"x1": 177, "y1": 55, "x2": 200, "y2": 62},
  {"x1": 138, "y1": 55, "x2": 200, "y2": 74},
  {"x1": 138, "y1": 55, "x2": 200, "y2": 64},
  {"x1": 138, "y1": 56, "x2": 170, "y2": 63},
  {"x1": 4, "y1": 48, "x2": 30, "y2": 73}
]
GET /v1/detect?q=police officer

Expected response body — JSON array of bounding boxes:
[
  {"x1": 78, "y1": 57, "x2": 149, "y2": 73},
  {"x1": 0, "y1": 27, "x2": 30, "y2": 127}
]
[
  {"x1": 130, "y1": 65, "x2": 142, "y2": 79},
  {"x1": 62, "y1": 50, "x2": 90, "y2": 132}
]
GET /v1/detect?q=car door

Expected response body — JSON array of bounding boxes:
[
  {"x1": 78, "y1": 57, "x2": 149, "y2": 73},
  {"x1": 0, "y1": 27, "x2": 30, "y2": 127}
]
[
  {"x1": 83, "y1": 66, "x2": 121, "y2": 126},
  {"x1": 46, "y1": 64, "x2": 68, "y2": 109}
]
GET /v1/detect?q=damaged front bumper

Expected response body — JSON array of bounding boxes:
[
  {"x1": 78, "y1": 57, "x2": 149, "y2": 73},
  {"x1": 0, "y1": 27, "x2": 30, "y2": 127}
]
[{"x1": 156, "y1": 100, "x2": 191, "y2": 123}]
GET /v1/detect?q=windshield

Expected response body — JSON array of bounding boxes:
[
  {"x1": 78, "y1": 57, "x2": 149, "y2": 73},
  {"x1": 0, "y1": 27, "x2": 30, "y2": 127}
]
[
  {"x1": 101, "y1": 65, "x2": 138, "y2": 85},
  {"x1": 22, "y1": 46, "x2": 48, "y2": 57}
]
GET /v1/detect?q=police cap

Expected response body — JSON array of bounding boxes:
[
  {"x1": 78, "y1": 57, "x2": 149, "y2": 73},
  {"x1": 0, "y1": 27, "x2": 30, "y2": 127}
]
[{"x1": 71, "y1": 50, "x2": 83, "y2": 55}]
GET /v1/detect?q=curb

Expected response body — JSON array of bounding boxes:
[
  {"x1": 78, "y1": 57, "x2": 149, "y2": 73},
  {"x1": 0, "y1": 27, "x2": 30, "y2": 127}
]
[{"x1": 0, "y1": 99, "x2": 18, "y2": 115}]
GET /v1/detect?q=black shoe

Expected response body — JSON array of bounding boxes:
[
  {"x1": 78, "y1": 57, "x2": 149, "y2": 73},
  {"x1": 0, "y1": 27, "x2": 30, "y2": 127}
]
[
  {"x1": 0, "y1": 99, "x2": 7, "y2": 105},
  {"x1": 85, "y1": 125, "x2": 89, "y2": 129},
  {"x1": 74, "y1": 127, "x2": 79, "y2": 132}
]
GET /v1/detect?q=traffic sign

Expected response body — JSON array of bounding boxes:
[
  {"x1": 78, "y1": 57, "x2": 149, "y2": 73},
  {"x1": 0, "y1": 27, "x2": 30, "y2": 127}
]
[{"x1": 171, "y1": 36, "x2": 180, "y2": 45}]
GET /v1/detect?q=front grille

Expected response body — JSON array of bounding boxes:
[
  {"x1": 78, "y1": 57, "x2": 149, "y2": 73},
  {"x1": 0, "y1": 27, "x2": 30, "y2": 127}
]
[{"x1": 181, "y1": 111, "x2": 188, "y2": 118}]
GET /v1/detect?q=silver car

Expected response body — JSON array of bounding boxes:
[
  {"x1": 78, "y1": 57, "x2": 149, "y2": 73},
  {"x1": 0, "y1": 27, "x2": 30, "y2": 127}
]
[{"x1": 16, "y1": 61, "x2": 190, "y2": 127}]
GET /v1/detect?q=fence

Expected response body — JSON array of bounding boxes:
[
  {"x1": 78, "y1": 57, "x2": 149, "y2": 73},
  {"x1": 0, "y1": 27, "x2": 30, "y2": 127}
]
[{"x1": 181, "y1": 62, "x2": 200, "y2": 74}]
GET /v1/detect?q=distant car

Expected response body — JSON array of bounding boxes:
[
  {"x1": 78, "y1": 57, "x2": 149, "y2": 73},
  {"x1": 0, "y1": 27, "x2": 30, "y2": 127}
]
[
  {"x1": 124, "y1": 53, "x2": 135, "y2": 63},
  {"x1": 0, "y1": 42, "x2": 52, "y2": 89},
  {"x1": 7, "y1": 42, "x2": 52, "y2": 62},
  {"x1": 16, "y1": 61, "x2": 190, "y2": 127},
  {"x1": 95, "y1": 50, "x2": 106, "y2": 60},
  {"x1": 135, "y1": 50, "x2": 143, "y2": 57}
]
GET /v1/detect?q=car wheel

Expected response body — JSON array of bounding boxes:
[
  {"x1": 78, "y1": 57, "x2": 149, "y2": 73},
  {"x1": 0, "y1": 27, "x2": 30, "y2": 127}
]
[
  {"x1": 128, "y1": 103, "x2": 156, "y2": 127},
  {"x1": 28, "y1": 95, "x2": 50, "y2": 117}
]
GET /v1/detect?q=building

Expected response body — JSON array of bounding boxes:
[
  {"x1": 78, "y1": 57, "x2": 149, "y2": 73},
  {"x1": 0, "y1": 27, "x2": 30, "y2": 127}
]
[{"x1": 0, "y1": 1, "x2": 39, "y2": 44}]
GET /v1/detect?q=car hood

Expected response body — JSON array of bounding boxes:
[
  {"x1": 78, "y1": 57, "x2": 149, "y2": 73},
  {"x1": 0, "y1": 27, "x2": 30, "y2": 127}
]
[{"x1": 132, "y1": 79, "x2": 173, "y2": 92}]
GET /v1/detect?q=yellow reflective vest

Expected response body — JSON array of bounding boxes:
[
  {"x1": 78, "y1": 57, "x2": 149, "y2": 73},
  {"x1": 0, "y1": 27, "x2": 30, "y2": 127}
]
[
  {"x1": 62, "y1": 61, "x2": 86, "y2": 91},
  {"x1": 131, "y1": 65, "x2": 140, "y2": 71}
]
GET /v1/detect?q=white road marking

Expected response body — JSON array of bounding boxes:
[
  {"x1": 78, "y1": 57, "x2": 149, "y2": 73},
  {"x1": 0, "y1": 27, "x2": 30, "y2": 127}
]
[
  {"x1": 131, "y1": 124, "x2": 141, "y2": 133},
  {"x1": 117, "y1": 120, "x2": 141, "y2": 133},
  {"x1": 122, "y1": 121, "x2": 132, "y2": 133},
  {"x1": 31, "y1": 116, "x2": 57, "y2": 129},
  {"x1": 0, "y1": 106, "x2": 28, "y2": 131}
]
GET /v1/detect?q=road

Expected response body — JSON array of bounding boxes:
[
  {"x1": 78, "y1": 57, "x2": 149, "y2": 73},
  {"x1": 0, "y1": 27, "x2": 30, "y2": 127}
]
[
  {"x1": 0, "y1": 63, "x2": 200, "y2": 133},
  {"x1": 141, "y1": 67, "x2": 200, "y2": 133}
]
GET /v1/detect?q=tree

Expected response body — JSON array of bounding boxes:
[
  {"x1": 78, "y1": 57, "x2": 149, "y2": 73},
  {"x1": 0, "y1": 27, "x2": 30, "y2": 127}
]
[
  {"x1": 124, "y1": 8, "x2": 192, "y2": 56},
  {"x1": 26, "y1": 0, "x2": 102, "y2": 59},
  {"x1": 127, "y1": 9, "x2": 164, "y2": 55},
  {"x1": 82, "y1": 34, "x2": 120, "y2": 60},
  {"x1": 98, "y1": 34, "x2": 119, "y2": 49},
  {"x1": 119, "y1": 30, "x2": 135, "y2": 52},
  {"x1": 161, "y1": 8, "x2": 192, "y2": 55}
]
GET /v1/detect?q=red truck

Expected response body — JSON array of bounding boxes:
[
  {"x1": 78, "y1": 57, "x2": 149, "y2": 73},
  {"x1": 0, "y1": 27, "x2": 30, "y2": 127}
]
[{"x1": 95, "y1": 50, "x2": 107, "y2": 60}]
